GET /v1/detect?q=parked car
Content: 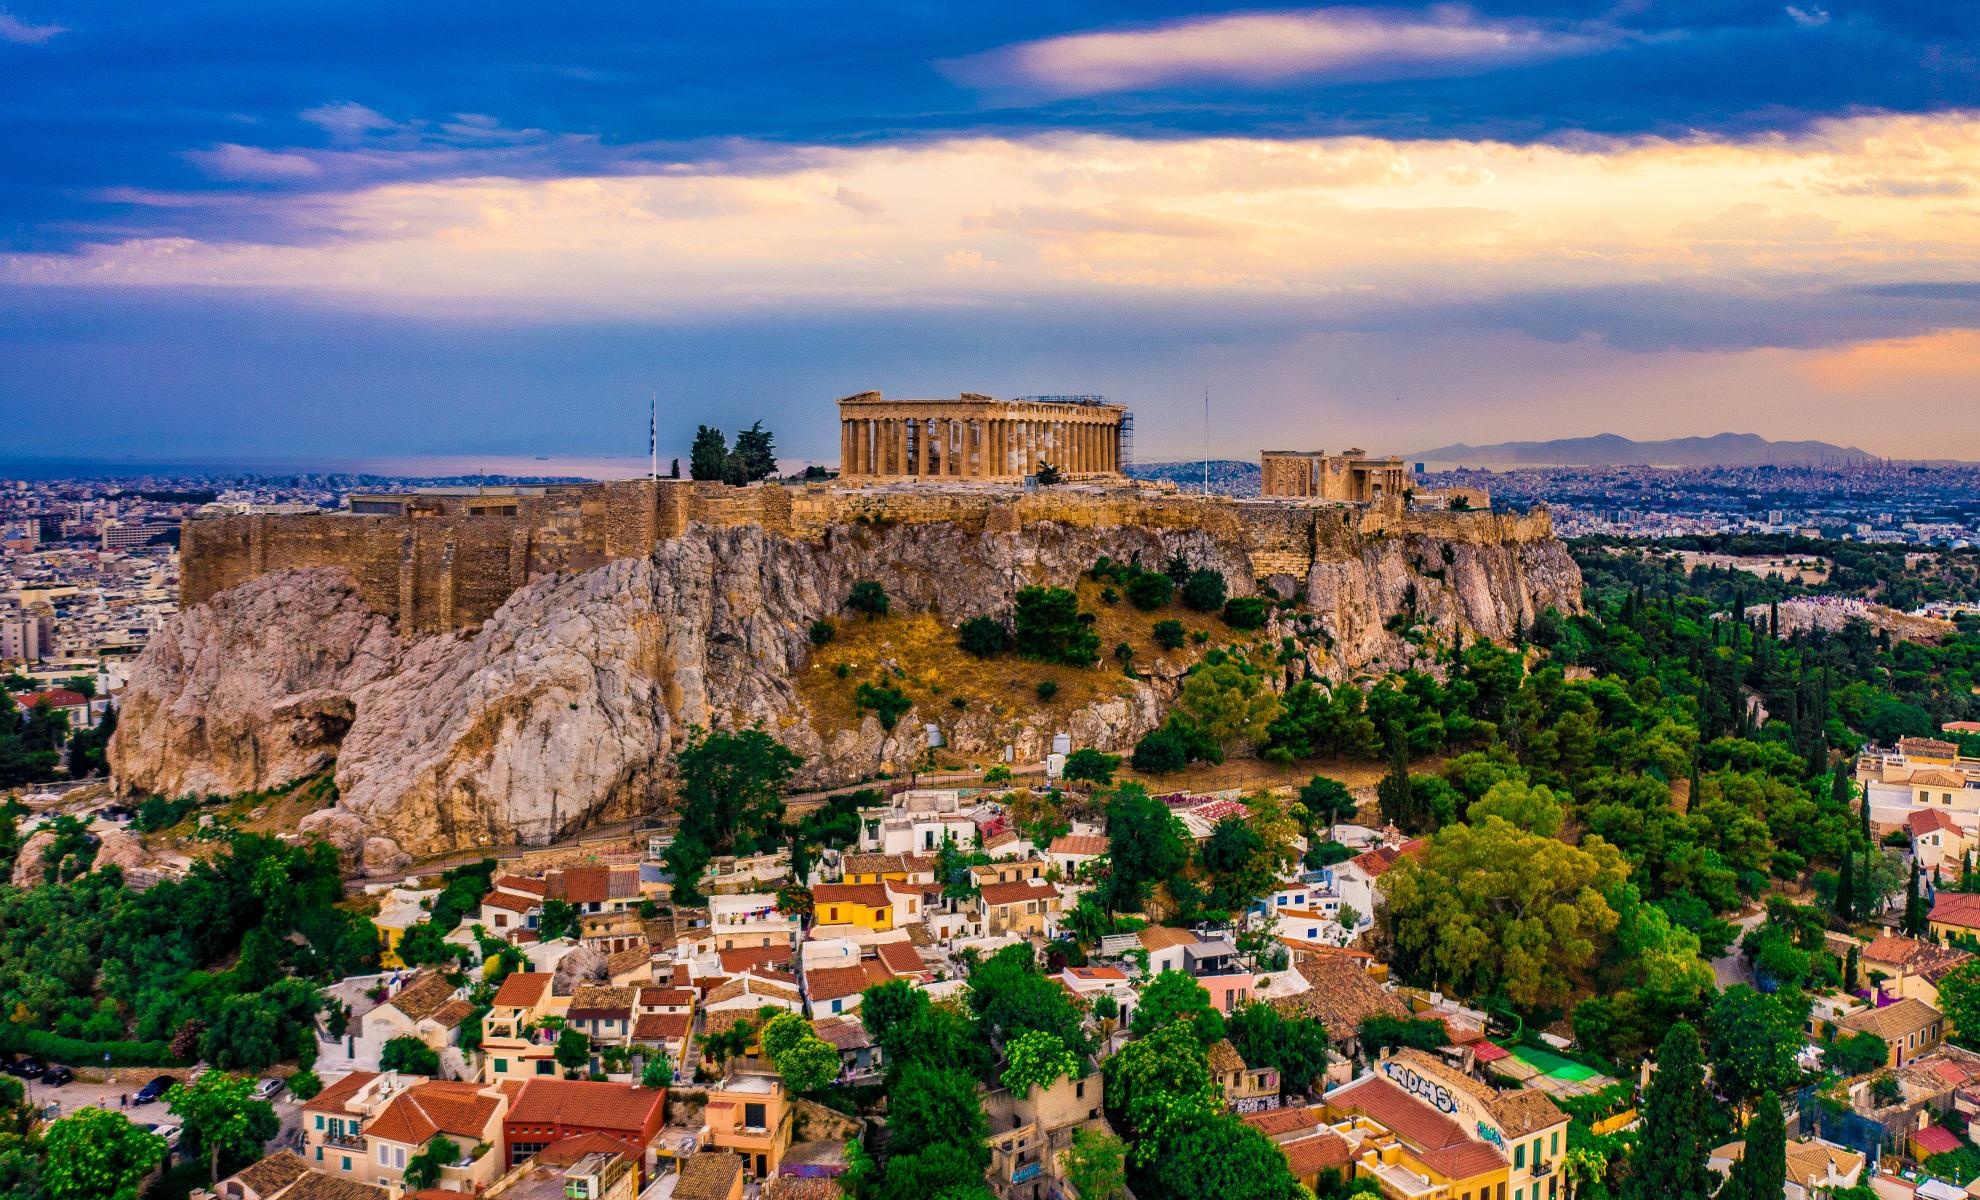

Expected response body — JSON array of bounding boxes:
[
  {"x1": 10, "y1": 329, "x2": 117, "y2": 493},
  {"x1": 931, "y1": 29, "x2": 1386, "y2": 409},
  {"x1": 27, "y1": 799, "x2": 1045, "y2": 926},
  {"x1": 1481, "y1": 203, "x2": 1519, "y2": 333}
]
[
  {"x1": 41, "y1": 1065, "x2": 74, "y2": 1086},
  {"x1": 252, "y1": 1078, "x2": 283, "y2": 1101},
  {"x1": 133, "y1": 1075, "x2": 177, "y2": 1105},
  {"x1": 5, "y1": 1058, "x2": 45, "y2": 1079},
  {"x1": 144, "y1": 1123, "x2": 182, "y2": 1150}
]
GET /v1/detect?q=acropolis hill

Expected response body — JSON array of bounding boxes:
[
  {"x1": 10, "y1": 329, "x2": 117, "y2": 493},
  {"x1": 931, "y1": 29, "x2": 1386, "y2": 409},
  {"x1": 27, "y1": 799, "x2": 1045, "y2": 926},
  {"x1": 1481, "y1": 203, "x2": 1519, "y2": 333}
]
[{"x1": 113, "y1": 394, "x2": 1582, "y2": 870}]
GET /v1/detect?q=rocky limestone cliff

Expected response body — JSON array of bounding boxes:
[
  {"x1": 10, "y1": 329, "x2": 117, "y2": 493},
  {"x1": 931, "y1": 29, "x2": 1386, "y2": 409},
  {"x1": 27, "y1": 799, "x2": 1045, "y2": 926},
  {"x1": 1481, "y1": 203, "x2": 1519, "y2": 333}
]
[
  {"x1": 114, "y1": 517, "x2": 1580, "y2": 870},
  {"x1": 109, "y1": 568, "x2": 404, "y2": 800}
]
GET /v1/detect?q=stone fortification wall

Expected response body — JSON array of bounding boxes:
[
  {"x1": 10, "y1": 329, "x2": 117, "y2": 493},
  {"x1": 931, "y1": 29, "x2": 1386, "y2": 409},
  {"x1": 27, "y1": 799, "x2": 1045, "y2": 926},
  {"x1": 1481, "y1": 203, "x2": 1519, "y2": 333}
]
[{"x1": 183, "y1": 480, "x2": 1554, "y2": 633}]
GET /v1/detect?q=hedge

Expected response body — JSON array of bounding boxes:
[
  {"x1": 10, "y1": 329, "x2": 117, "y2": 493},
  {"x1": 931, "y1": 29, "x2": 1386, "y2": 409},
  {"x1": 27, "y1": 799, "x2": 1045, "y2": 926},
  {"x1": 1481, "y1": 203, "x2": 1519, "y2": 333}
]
[{"x1": 0, "y1": 1024, "x2": 186, "y2": 1068}]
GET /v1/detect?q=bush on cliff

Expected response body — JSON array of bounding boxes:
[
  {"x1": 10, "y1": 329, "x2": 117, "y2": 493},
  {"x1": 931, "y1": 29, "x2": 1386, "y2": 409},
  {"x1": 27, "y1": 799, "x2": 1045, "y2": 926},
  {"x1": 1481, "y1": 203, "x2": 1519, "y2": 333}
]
[
  {"x1": 958, "y1": 616, "x2": 1011, "y2": 657},
  {"x1": 847, "y1": 581, "x2": 890, "y2": 619},
  {"x1": 1180, "y1": 570, "x2": 1228, "y2": 613},
  {"x1": 1221, "y1": 597, "x2": 1270, "y2": 630},
  {"x1": 1013, "y1": 586, "x2": 1100, "y2": 667}
]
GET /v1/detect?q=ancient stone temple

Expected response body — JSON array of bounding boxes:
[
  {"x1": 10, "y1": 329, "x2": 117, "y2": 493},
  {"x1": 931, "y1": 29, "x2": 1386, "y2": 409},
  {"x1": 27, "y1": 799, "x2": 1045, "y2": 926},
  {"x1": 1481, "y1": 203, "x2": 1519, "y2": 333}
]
[
  {"x1": 1260, "y1": 449, "x2": 1409, "y2": 502},
  {"x1": 837, "y1": 391, "x2": 1127, "y2": 481}
]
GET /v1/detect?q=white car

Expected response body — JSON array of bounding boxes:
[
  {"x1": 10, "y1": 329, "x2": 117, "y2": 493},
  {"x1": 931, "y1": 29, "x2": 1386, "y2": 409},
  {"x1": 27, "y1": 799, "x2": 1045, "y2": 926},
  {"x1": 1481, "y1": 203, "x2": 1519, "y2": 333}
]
[
  {"x1": 145, "y1": 1123, "x2": 183, "y2": 1149},
  {"x1": 252, "y1": 1078, "x2": 283, "y2": 1101}
]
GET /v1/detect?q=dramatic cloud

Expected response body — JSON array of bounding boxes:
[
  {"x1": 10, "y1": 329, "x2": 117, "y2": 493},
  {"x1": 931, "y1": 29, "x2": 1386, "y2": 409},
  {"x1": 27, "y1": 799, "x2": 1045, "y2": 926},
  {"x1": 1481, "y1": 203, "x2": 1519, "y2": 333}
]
[
  {"x1": 946, "y1": 5, "x2": 1617, "y2": 97},
  {"x1": 14, "y1": 111, "x2": 1980, "y2": 360}
]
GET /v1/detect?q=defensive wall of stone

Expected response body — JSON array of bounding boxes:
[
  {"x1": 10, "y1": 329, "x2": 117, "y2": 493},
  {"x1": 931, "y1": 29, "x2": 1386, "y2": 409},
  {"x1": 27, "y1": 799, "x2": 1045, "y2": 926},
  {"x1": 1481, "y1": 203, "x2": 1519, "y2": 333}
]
[{"x1": 183, "y1": 480, "x2": 1554, "y2": 633}]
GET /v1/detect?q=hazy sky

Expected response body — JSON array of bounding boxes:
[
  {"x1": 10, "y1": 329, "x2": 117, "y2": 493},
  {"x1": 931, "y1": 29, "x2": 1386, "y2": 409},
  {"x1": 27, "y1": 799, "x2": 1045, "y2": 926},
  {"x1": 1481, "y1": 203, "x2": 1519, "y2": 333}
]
[{"x1": 5, "y1": 2, "x2": 1980, "y2": 463}]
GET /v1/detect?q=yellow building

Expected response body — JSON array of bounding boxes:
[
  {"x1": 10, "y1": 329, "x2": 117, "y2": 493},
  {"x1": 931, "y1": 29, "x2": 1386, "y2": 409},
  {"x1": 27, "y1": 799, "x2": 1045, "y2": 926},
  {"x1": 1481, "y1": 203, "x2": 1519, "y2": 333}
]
[
  {"x1": 1325, "y1": 1050, "x2": 1569, "y2": 1200},
  {"x1": 700, "y1": 1071, "x2": 794, "y2": 1180},
  {"x1": 372, "y1": 886, "x2": 440, "y2": 969},
  {"x1": 839, "y1": 852, "x2": 935, "y2": 887},
  {"x1": 811, "y1": 882, "x2": 914, "y2": 931}
]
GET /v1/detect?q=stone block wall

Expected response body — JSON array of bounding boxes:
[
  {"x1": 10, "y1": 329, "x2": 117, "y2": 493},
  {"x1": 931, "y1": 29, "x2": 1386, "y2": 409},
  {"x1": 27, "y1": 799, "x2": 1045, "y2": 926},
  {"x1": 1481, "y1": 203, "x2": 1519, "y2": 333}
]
[{"x1": 181, "y1": 479, "x2": 1554, "y2": 633}]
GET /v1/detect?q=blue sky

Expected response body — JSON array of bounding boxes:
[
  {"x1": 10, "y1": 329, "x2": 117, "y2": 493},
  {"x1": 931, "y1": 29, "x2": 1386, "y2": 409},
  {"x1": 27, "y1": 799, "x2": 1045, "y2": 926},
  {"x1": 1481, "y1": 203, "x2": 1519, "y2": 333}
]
[{"x1": 5, "y1": 2, "x2": 1980, "y2": 463}]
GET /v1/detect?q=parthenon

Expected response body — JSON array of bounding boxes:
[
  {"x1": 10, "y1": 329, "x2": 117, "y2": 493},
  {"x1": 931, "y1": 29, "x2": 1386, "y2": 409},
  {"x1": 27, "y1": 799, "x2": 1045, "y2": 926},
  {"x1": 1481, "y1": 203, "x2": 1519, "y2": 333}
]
[{"x1": 838, "y1": 391, "x2": 1127, "y2": 482}]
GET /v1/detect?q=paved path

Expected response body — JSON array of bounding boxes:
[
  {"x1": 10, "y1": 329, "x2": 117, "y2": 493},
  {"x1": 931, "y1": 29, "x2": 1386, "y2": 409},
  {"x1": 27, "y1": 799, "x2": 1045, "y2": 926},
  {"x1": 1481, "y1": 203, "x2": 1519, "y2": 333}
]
[{"x1": 1709, "y1": 911, "x2": 1767, "y2": 990}]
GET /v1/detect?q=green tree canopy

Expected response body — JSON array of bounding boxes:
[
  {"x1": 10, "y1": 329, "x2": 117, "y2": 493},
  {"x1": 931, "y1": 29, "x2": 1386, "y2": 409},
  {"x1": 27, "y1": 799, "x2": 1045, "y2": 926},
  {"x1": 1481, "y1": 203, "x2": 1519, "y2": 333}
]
[
  {"x1": 167, "y1": 1070, "x2": 279, "y2": 1182},
  {"x1": 1101, "y1": 783, "x2": 1190, "y2": 913},
  {"x1": 41, "y1": 1107, "x2": 166, "y2": 1200},
  {"x1": 1627, "y1": 1021, "x2": 1714, "y2": 1200},
  {"x1": 1001, "y1": 1028, "x2": 1080, "y2": 1095},
  {"x1": 381, "y1": 1035, "x2": 441, "y2": 1077},
  {"x1": 1130, "y1": 970, "x2": 1226, "y2": 1046}
]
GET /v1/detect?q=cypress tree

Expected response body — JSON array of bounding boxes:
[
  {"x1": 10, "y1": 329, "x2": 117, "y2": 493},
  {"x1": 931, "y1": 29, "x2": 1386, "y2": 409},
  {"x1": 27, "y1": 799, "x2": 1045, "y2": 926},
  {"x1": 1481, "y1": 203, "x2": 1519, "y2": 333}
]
[
  {"x1": 1835, "y1": 852, "x2": 1855, "y2": 924},
  {"x1": 1630, "y1": 1021, "x2": 1714, "y2": 1200},
  {"x1": 1844, "y1": 945, "x2": 1859, "y2": 992},
  {"x1": 1904, "y1": 865, "x2": 1929, "y2": 937},
  {"x1": 1721, "y1": 1091, "x2": 1786, "y2": 1200}
]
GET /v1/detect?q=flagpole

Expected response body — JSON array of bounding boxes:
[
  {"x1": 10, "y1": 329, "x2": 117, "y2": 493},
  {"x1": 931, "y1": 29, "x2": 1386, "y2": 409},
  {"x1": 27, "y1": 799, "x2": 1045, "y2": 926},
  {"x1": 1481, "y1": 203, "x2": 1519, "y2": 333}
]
[{"x1": 649, "y1": 395, "x2": 658, "y2": 481}]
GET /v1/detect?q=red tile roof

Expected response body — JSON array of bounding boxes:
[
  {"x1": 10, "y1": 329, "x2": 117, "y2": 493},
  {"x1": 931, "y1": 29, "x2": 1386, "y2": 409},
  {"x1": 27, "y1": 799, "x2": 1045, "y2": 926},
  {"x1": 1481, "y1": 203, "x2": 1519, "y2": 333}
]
[
  {"x1": 812, "y1": 883, "x2": 893, "y2": 909},
  {"x1": 633, "y1": 1013, "x2": 692, "y2": 1043},
  {"x1": 304, "y1": 1070, "x2": 380, "y2": 1114},
  {"x1": 1911, "y1": 809, "x2": 1963, "y2": 836},
  {"x1": 534, "y1": 1131, "x2": 635, "y2": 1166},
  {"x1": 481, "y1": 891, "x2": 541, "y2": 913},
  {"x1": 874, "y1": 941, "x2": 925, "y2": 975},
  {"x1": 492, "y1": 973, "x2": 552, "y2": 1008},
  {"x1": 979, "y1": 878, "x2": 1056, "y2": 907},
  {"x1": 1243, "y1": 1106, "x2": 1325, "y2": 1137},
  {"x1": 1048, "y1": 834, "x2": 1109, "y2": 857},
  {"x1": 1346, "y1": 839, "x2": 1426, "y2": 879},
  {"x1": 365, "y1": 1081, "x2": 502, "y2": 1146},
  {"x1": 1284, "y1": 1130, "x2": 1354, "y2": 1176},
  {"x1": 805, "y1": 961, "x2": 894, "y2": 1003},
  {"x1": 24, "y1": 689, "x2": 87, "y2": 708},
  {"x1": 495, "y1": 875, "x2": 548, "y2": 896},
  {"x1": 506, "y1": 1079, "x2": 666, "y2": 1133},
  {"x1": 1932, "y1": 892, "x2": 1980, "y2": 930},
  {"x1": 1914, "y1": 1124, "x2": 1961, "y2": 1155},
  {"x1": 718, "y1": 945, "x2": 794, "y2": 975},
  {"x1": 1327, "y1": 1075, "x2": 1483, "y2": 1160}
]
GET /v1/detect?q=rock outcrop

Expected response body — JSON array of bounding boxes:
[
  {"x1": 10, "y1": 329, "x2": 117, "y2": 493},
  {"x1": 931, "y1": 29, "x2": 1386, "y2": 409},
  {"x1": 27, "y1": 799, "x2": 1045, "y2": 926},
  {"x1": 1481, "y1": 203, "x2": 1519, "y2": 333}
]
[
  {"x1": 108, "y1": 568, "x2": 403, "y2": 799},
  {"x1": 115, "y1": 516, "x2": 1580, "y2": 870}
]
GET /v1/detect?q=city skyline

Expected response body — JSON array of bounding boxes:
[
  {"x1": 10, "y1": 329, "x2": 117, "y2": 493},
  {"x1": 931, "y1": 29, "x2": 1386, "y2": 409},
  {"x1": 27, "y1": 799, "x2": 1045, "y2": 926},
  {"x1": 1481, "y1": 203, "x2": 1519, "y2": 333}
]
[{"x1": 5, "y1": 3, "x2": 1980, "y2": 460}]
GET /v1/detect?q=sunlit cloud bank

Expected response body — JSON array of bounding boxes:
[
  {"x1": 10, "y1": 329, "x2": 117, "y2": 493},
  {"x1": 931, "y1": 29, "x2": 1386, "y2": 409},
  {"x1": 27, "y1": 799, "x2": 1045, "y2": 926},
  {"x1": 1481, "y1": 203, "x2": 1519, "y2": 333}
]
[
  {"x1": 944, "y1": 5, "x2": 1618, "y2": 97},
  {"x1": 7, "y1": 111, "x2": 1980, "y2": 359}
]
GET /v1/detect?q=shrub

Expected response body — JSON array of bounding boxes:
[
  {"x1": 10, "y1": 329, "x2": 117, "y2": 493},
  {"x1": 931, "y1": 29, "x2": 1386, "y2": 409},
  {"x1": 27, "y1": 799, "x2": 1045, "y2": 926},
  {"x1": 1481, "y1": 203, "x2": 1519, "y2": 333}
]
[
  {"x1": 380, "y1": 1035, "x2": 441, "y2": 1077},
  {"x1": 984, "y1": 765, "x2": 1014, "y2": 784},
  {"x1": 287, "y1": 1069, "x2": 323, "y2": 1101},
  {"x1": 1180, "y1": 570, "x2": 1228, "y2": 612},
  {"x1": 1131, "y1": 726, "x2": 1190, "y2": 774},
  {"x1": 0, "y1": 1025, "x2": 184, "y2": 1067},
  {"x1": 809, "y1": 619, "x2": 836, "y2": 647},
  {"x1": 959, "y1": 616, "x2": 1012, "y2": 657},
  {"x1": 854, "y1": 682, "x2": 914, "y2": 731},
  {"x1": 1100, "y1": 587, "x2": 1118, "y2": 605},
  {"x1": 1152, "y1": 619, "x2": 1186, "y2": 650},
  {"x1": 1222, "y1": 596, "x2": 1270, "y2": 630},
  {"x1": 1124, "y1": 570, "x2": 1174, "y2": 611},
  {"x1": 1062, "y1": 749, "x2": 1122, "y2": 786},
  {"x1": 847, "y1": 581, "x2": 890, "y2": 619},
  {"x1": 1014, "y1": 586, "x2": 1100, "y2": 666},
  {"x1": 1036, "y1": 680, "x2": 1059, "y2": 701}
]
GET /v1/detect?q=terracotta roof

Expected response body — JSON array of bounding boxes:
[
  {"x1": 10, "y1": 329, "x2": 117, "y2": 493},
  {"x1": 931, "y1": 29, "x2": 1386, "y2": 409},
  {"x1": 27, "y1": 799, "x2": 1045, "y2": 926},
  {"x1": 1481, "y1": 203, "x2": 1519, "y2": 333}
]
[
  {"x1": 813, "y1": 1015, "x2": 872, "y2": 1051},
  {"x1": 606, "y1": 946, "x2": 653, "y2": 977},
  {"x1": 1284, "y1": 1130, "x2": 1355, "y2": 1176},
  {"x1": 812, "y1": 882, "x2": 893, "y2": 909},
  {"x1": 639, "y1": 987, "x2": 696, "y2": 1009},
  {"x1": 764, "y1": 1177, "x2": 844, "y2": 1200},
  {"x1": 633, "y1": 1013, "x2": 692, "y2": 1043},
  {"x1": 1207, "y1": 1039, "x2": 1247, "y2": 1075},
  {"x1": 1932, "y1": 892, "x2": 1980, "y2": 930},
  {"x1": 1840, "y1": 996, "x2": 1943, "y2": 1042},
  {"x1": 1384, "y1": 1049, "x2": 1564, "y2": 1138},
  {"x1": 1913, "y1": 1124, "x2": 1961, "y2": 1155},
  {"x1": 1913, "y1": 769, "x2": 1969, "y2": 788},
  {"x1": 481, "y1": 890, "x2": 540, "y2": 913},
  {"x1": 1863, "y1": 933, "x2": 1931, "y2": 968},
  {"x1": 806, "y1": 961, "x2": 894, "y2": 1003},
  {"x1": 1048, "y1": 834, "x2": 1108, "y2": 857},
  {"x1": 874, "y1": 941, "x2": 925, "y2": 975},
  {"x1": 1328, "y1": 1074, "x2": 1477, "y2": 1156},
  {"x1": 496, "y1": 875, "x2": 549, "y2": 896},
  {"x1": 304, "y1": 1070, "x2": 380, "y2": 1114},
  {"x1": 493, "y1": 973, "x2": 553, "y2": 1008},
  {"x1": 386, "y1": 972, "x2": 459, "y2": 1022},
  {"x1": 1244, "y1": 1106, "x2": 1325, "y2": 1137},
  {"x1": 1064, "y1": 966, "x2": 1127, "y2": 982},
  {"x1": 1276, "y1": 958, "x2": 1408, "y2": 1035},
  {"x1": 704, "y1": 975, "x2": 800, "y2": 1006},
  {"x1": 283, "y1": 1177, "x2": 393, "y2": 1200},
  {"x1": 547, "y1": 867, "x2": 613, "y2": 905},
  {"x1": 429, "y1": 999, "x2": 476, "y2": 1029},
  {"x1": 1784, "y1": 1138, "x2": 1865, "y2": 1186},
  {"x1": 1919, "y1": 946, "x2": 1976, "y2": 983},
  {"x1": 366, "y1": 1081, "x2": 502, "y2": 1146},
  {"x1": 1419, "y1": 1139, "x2": 1512, "y2": 1179},
  {"x1": 24, "y1": 689, "x2": 87, "y2": 708},
  {"x1": 569, "y1": 985, "x2": 638, "y2": 1018},
  {"x1": 1910, "y1": 809, "x2": 1964, "y2": 836},
  {"x1": 1344, "y1": 839, "x2": 1426, "y2": 879},
  {"x1": 506, "y1": 1079, "x2": 666, "y2": 1132},
  {"x1": 1902, "y1": 737, "x2": 1963, "y2": 758},
  {"x1": 1138, "y1": 926, "x2": 1199, "y2": 952},
  {"x1": 717, "y1": 945, "x2": 794, "y2": 975},
  {"x1": 841, "y1": 853, "x2": 933, "y2": 877},
  {"x1": 979, "y1": 878, "x2": 1056, "y2": 907},
  {"x1": 533, "y1": 1131, "x2": 634, "y2": 1166},
  {"x1": 674, "y1": 1151, "x2": 744, "y2": 1200},
  {"x1": 230, "y1": 1150, "x2": 311, "y2": 1195}
]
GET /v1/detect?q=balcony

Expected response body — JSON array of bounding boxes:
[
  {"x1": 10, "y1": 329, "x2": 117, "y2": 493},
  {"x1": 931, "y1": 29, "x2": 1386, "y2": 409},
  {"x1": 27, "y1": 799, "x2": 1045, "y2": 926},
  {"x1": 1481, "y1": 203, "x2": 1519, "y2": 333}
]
[
  {"x1": 322, "y1": 1130, "x2": 368, "y2": 1151},
  {"x1": 1532, "y1": 1160, "x2": 1553, "y2": 1178}
]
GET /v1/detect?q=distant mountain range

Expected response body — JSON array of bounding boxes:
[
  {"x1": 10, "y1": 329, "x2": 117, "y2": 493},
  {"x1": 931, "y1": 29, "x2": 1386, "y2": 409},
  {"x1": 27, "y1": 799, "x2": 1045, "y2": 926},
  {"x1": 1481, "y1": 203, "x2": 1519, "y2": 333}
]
[{"x1": 1411, "y1": 432, "x2": 1875, "y2": 468}]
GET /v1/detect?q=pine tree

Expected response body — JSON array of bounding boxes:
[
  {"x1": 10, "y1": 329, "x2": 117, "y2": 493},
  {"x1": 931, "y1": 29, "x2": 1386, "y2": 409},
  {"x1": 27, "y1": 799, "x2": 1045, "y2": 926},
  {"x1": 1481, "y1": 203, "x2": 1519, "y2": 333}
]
[
  {"x1": 1629, "y1": 1021, "x2": 1714, "y2": 1200},
  {"x1": 1721, "y1": 1091, "x2": 1786, "y2": 1200},
  {"x1": 689, "y1": 425, "x2": 730, "y2": 481},
  {"x1": 1377, "y1": 724, "x2": 1416, "y2": 832}
]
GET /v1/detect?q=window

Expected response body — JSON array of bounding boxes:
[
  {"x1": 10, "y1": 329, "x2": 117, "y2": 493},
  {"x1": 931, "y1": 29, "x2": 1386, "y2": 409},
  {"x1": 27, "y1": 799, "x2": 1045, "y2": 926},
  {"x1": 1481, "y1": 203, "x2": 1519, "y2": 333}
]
[
  {"x1": 495, "y1": 1058, "x2": 508, "y2": 1073},
  {"x1": 832, "y1": 999, "x2": 842, "y2": 1014},
  {"x1": 315, "y1": 1115, "x2": 325, "y2": 1130},
  {"x1": 377, "y1": 1145, "x2": 389, "y2": 1165},
  {"x1": 1551, "y1": 1131, "x2": 1559, "y2": 1155},
  {"x1": 1515, "y1": 1143, "x2": 1525, "y2": 1169},
  {"x1": 744, "y1": 1103, "x2": 767, "y2": 1130},
  {"x1": 342, "y1": 1158, "x2": 352, "y2": 1173},
  {"x1": 1076, "y1": 1080, "x2": 1085, "y2": 1099},
  {"x1": 536, "y1": 1060, "x2": 555, "y2": 1075}
]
